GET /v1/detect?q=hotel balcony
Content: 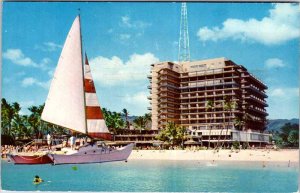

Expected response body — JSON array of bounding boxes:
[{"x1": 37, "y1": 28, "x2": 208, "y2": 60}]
[
  {"x1": 147, "y1": 74, "x2": 152, "y2": 79},
  {"x1": 245, "y1": 95, "x2": 268, "y2": 107},
  {"x1": 245, "y1": 85, "x2": 268, "y2": 98},
  {"x1": 248, "y1": 106, "x2": 268, "y2": 116},
  {"x1": 147, "y1": 107, "x2": 152, "y2": 110},
  {"x1": 147, "y1": 96, "x2": 152, "y2": 100},
  {"x1": 147, "y1": 85, "x2": 152, "y2": 89}
]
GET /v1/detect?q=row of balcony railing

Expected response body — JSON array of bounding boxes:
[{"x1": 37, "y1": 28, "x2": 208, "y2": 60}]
[
  {"x1": 180, "y1": 115, "x2": 235, "y2": 120},
  {"x1": 243, "y1": 85, "x2": 267, "y2": 97},
  {"x1": 241, "y1": 74, "x2": 267, "y2": 88},
  {"x1": 248, "y1": 106, "x2": 267, "y2": 114},
  {"x1": 246, "y1": 95, "x2": 268, "y2": 106},
  {"x1": 180, "y1": 92, "x2": 239, "y2": 99},
  {"x1": 180, "y1": 76, "x2": 240, "y2": 84},
  {"x1": 181, "y1": 68, "x2": 236, "y2": 77}
]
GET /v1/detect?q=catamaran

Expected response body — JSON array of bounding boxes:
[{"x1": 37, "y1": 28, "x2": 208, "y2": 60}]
[{"x1": 8, "y1": 15, "x2": 134, "y2": 165}]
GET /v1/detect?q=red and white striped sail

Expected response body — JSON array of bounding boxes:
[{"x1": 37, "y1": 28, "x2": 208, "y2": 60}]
[
  {"x1": 41, "y1": 16, "x2": 86, "y2": 134},
  {"x1": 84, "y1": 54, "x2": 112, "y2": 140}
]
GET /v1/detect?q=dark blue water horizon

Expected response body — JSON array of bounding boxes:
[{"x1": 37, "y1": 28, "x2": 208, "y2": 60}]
[{"x1": 1, "y1": 160, "x2": 298, "y2": 192}]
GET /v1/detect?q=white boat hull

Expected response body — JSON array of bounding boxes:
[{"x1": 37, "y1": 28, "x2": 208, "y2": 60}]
[{"x1": 48, "y1": 143, "x2": 134, "y2": 165}]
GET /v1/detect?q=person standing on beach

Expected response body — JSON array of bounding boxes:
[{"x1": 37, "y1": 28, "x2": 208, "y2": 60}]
[
  {"x1": 47, "y1": 133, "x2": 52, "y2": 150},
  {"x1": 70, "y1": 135, "x2": 76, "y2": 150}
]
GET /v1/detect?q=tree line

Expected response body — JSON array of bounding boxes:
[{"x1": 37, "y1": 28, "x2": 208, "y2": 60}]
[
  {"x1": 2, "y1": 97, "x2": 298, "y2": 148},
  {"x1": 270, "y1": 123, "x2": 299, "y2": 148},
  {"x1": 1, "y1": 98, "x2": 151, "y2": 143}
]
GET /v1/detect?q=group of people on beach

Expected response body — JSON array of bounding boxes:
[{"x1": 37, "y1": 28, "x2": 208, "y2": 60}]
[
  {"x1": 1, "y1": 145, "x2": 18, "y2": 158},
  {"x1": 45, "y1": 132, "x2": 91, "y2": 150},
  {"x1": 1, "y1": 132, "x2": 86, "y2": 159}
]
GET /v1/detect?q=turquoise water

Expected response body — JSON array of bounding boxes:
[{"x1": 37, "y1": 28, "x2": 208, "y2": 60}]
[{"x1": 1, "y1": 160, "x2": 298, "y2": 192}]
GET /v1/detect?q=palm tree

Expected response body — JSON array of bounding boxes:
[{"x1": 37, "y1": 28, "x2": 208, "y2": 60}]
[
  {"x1": 1, "y1": 99, "x2": 25, "y2": 140},
  {"x1": 1, "y1": 98, "x2": 14, "y2": 136},
  {"x1": 122, "y1": 108, "x2": 130, "y2": 129},
  {"x1": 11, "y1": 114, "x2": 32, "y2": 140},
  {"x1": 176, "y1": 125, "x2": 187, "y2": 149},
  {"x1": 216, "y1": 98, "x2": 228, "y2": 149},
  {"x1": 234, "y1": 117, "x2": 245, "y2": 130},
  {"x1": 156, "y1": 122, "x2": 186, "y2": 148},
  {"x1": 206, "y1": 100, "x2": 214, "y2": 149},
  {"x1": 102, "y1": 108, "x2": 125, "y2": 134},
  {"x1": 143, "y1": 113, "x2": 152, "y2": 130},
  {"x1": 28, "y1": 104, "x2": 44, "y2": 139},
  {"x1": 242, "y1": 113, "x2": 252, "y2": 131},
  {"x1": 133, "y1": 116, "x2": 146, "y2": 131},
  {"x1": 221, "y1": 97, "x2": 236, "y2": 148}
]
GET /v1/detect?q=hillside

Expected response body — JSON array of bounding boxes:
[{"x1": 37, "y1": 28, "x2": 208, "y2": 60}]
[{"x1": 266, "y1": 119, "x2": 299, "y2": 132}]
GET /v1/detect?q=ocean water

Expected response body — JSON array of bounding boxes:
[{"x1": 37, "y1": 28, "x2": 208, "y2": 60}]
[{"x1": 1, "y1": 160, "x2": 298, "y2": 192}]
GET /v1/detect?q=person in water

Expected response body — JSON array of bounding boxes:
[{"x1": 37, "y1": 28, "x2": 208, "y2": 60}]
[{"x1": 33, "y1": 175, "x2": 44, "y2": 184}]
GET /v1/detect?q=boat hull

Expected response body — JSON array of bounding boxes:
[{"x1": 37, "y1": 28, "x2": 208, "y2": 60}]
[
  {"x1": 7, "y1": 154, "x2": 53, "y2": 165},
  {"x1": 48, "y1": 143, "x2": 134, "y2": 165}
]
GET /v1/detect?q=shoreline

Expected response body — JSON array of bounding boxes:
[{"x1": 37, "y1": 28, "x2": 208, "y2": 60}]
[
  {"x1": 128, "y1": 149, "x2": 299, "y2": 163},
  {"x1": 2, "y1": 149, "x2": 298, "y2": 165}
]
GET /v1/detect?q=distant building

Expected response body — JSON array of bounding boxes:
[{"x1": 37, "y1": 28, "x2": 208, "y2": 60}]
[
  {"x1": 148, "y1": 57, "x2": 270, "y2": 147},
  {"x1": 112, "y1": 130, "x2": 159, "y2": 148}
]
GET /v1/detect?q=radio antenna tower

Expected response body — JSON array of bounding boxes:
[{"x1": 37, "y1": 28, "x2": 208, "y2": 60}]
[{"x1": 178, "y1": 2, "x2": 190, "y2": 63}]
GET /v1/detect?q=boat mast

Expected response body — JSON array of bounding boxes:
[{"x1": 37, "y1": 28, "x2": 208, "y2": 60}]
[{"x1": 78, "y1": 10, "x2": 88, "y2": 135}]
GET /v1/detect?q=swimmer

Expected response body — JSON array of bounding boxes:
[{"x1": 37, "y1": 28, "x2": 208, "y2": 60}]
[{"x1": 33, "y1": 175, "x2": 44, "y2": 184}]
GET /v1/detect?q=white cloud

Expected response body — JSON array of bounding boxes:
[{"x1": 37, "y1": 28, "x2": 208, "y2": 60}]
[
  {"x1": 3, "y1": 49, "x2": 51, "y2": 70},
  {"x1": 120, "y1": 16, "x2": 151, "y2": 29},
  {"x1": 267, "y1": 87, "x2": 299, "y2": 119},
  {"x1": 265, "y1": 58, "x2": 286, "y2": 68},
  {"x1": 121, "y1": 16, "x2": 131, "y2": 27},
  {"x1": 124, "y1": 91, "x2": 148, "y2": 104},
  {"x1": 35, "y1": 42, "x2": 62, "y2": 52},
  {"x1": 48, "y1": 69, "x2": 54, "y2": 77},
  {"x1": 268, "y1": 87, "x2": 299, "y2": 98},
  {"x1": 21, "y1": 77, "x2": 50, "y2": 89},
  {"x1": 119, "y1": 34, "x2": 131, "y2": 41},
  {"x1": 39, "y1": 58, "x2": 52, "y2": 70},
  {"x1": 197, "y1": 4, "x2": 300, "y2": 45},
  {"x1": 114, "y1": 16, "x2": 151, "y2": 44},
  {"x1": 122, "y1": 91, "x2": 149, "y2": 116},
  {"x1": 89, "y1": 53, "x2": 159, "y2": 86},
  {"x1": 3, "y1": 49, "x2": 37, "y2": 67}
]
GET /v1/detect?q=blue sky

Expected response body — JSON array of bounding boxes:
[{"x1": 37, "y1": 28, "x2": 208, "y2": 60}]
[{"x1": 2, "y1": 2, "x2": 299, "y2": 119}]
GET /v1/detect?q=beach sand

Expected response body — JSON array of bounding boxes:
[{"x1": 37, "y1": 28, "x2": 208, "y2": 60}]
[{"x1": 128, "y1": 149, "x2": 299, "y2": 164}]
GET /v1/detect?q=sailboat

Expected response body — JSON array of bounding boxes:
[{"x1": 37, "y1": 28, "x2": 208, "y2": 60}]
[{"x1": 8, "y1": 15, "x2": 134, "y2": 165}]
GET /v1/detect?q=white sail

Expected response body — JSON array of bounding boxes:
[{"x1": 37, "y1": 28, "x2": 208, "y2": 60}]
[{"x1": 41, "y1": 16, "x2": 86, "y2": 134}]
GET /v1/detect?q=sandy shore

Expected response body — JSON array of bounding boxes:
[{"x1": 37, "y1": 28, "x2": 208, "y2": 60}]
[{"x1": 128, "y1": 149, "x2": 299, "y2": 163}]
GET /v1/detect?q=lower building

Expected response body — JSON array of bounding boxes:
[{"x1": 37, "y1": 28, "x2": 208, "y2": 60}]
[{"x1": 112, "y1": 130, "x2": 159, "y2": 148}]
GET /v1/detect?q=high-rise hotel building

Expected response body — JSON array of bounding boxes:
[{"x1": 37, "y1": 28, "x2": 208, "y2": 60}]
[{"x1": 148, "y1": 57, "x2": 270, "y2": 146}]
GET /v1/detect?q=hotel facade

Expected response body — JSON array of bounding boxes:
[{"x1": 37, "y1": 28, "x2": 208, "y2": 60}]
[{"x1": 148, "y1": 57, "x2": 270, "y2": 147}]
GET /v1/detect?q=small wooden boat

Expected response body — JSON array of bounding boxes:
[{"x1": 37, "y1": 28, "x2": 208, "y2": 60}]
[{"x1": 7, "y1": 154, "x2": 53, "y2": 165}]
